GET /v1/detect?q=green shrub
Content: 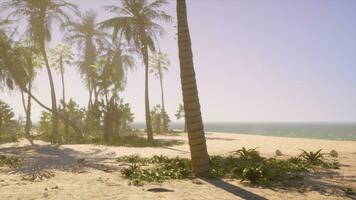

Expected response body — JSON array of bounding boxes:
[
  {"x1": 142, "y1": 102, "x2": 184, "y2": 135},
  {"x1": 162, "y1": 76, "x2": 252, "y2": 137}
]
[
  {"x1": 117, "y1": 154, "x2": 149, "y2": 164},
  {"x1": 329, "y1": 150, "x2": 338, "y2": 158},
  {"x1": 299, "y1": 149, "x2": 324, "y2": 164},
  {"x1": 120, "y1": 155, "x2": 192, "y2": 185},
  {"x1": 118, "y1": 151, "x2": 339, "y2": 185},
  {"x1": 210, "y1": 155, "x2": 239, "y2": 178},
  {"x1": 241, "y1": 165, "x2": 263, "y2": 184},
  {"x1": 0, "y1": 154, "x2": 21, "y2": 168},
  {"x1": 232, "y1": 147, "x2": 262, "y2": 161},
  {"x1": 275, "y1": 149, "x2": 282, "y2": 156},
  {"x1": 0, "y1": 100, "x2": 22, "y2": 142}
]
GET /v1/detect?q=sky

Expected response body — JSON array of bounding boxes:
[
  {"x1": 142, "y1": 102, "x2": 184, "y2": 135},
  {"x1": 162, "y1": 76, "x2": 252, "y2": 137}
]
[{"x1": 1, "y1": 0, "x2": 356, "y2": 123}]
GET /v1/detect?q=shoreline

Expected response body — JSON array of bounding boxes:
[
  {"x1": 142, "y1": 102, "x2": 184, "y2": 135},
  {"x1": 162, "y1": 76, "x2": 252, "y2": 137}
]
[{"x1": 204, "y1": 131, "x2": 356, "y2": 142}]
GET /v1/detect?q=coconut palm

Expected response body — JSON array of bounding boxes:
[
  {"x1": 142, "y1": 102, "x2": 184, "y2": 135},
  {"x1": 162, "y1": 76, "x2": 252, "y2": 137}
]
[
  {"x1": 64, "y1": 10, "x2": 107, "y2": 106},
  {"x1": 16, "y1": 38, "x2": 42, "y2": 145},
  {"x1": 175, "y1": 103, "x2": 186, "y2": 132},
  {"x1": 100, "y1": 0, "x2": 172, "y2": 141},
  {"x1": 0, "y1": 28, "x2": 83, "y2": 137},
  {"x1": 176, "y1": 0, "x2": 210, "y2": 175},
  {"x1": 91, "y1": 41, "x2": 135, "y2": 143},
  {"x1": 149, "y1": 51, "x2": 170, "y2": 132},
  {"x1": 2, "y1": 0, "x2": 77, "y2": 144},
  {"x1": 49, "y1": 43, "x2": 73, "y2": 136},
  {"x1": 92, "y1": 40, "x2": 135, "y2": 103}
]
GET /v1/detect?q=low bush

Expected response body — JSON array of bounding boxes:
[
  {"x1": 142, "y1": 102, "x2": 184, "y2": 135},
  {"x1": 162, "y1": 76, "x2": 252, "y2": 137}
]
[
  {"x1": 120, "y1": 155, "x2": 192, "y2": 185},
  {"x1": 329, "y1": 150, "x2": 338, "y2": 158},
  {"x1": 299, "y1": 149, "x2": 324, "y2": 164},
  {"x1": 275, "y1": 149, "x2": 282, "y2": 156},
  {"x1": 0, "y1": 154, "x2": 21, "y2": 168},
  {"x1": 118, "y1": 147, "x2": 339, "y2": 185},
  {"x1": 231, "y1": 147, "x2": 262, "y2": 161}
]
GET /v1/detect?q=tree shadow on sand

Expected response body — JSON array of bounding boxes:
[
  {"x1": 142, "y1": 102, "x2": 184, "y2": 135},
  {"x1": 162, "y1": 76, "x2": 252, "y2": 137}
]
[
  {"x1": 201, "y1": 174, "x2": 355, "y2": 200},
  {"x1": 0, "y1": 144, "x2": 122, "y2": 175},
  {"x1": 202, "y1": 178, "x2": 268, "y2": 200}
]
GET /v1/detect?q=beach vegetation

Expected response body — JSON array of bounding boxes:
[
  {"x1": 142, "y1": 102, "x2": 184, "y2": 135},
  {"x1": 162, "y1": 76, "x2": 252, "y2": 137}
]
[
  {"x1": 149, "y1": 52, "x2": 170, "y2": 132},
  {"x1": 231, "y1": 147, "x2": 261, "y2": 161},
  {"x1": 151, "y1": 104, "x2": 171, "y2": 134},
  {"x1": 329, "y1": 149, "x2": 338, "y2": 157},
  {"x1": 275, "y1": 149, "x2": 282, "y2": 156},
  {"x1": 0, "y1": 154, "x2": 21, "y2": 168},
  {"x1": 299, "y1": 149, "x2": 324, "y2": 164},
  {"x1": 118, "y1": 148, "x2": 339, "y2": 185},
  {"x1": 100, "y1": 0, "x2": 172, "y2": 142},
  {"x1": 0, "y1": 100, "x2": 23, "y2": 142}
]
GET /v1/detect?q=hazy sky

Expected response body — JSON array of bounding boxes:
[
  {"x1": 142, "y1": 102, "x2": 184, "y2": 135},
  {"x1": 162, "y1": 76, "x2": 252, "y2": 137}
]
[{"x1": 1, "y1": 0, "x2": 356, "y2": 123}]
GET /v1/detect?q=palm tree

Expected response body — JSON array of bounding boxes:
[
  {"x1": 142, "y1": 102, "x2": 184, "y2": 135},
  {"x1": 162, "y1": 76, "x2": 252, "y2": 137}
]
[
  {"x1": 64, "y1": 10, "x2": 107, "y2": 106},
  {"x1": 16, "y1": 38, "x2": 41, "y2": 145},
  {"x1": 0, "y1": 27, "x2": 83, "y2": 136},
  {"x1": 93, "y1": 40, "x2": 135, "y2": 103},
  {"x1": 176, "y1": 0, "x2": 210, "y2": 175},
  {"x1": 149, "y1": 51, "x2": 170, "y2": 132},
  {"x1": 49, "y1": 43, "x2": 73, "y2": 137},
  {"x1": 175, "y1": 103, "x2": 186, "y2": 132},
  {"x1": 91, "y1": 41, "x2": 135, "y2": 143},
  {"x1": 2, "y1": 0, "x2": 77, "y2": 144},
  {"x1": 100, "y1": 0, "x2": 172, "y2": 141}
]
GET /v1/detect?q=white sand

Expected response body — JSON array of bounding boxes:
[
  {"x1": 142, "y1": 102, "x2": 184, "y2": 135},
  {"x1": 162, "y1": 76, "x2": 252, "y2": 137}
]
[{"x1": 0, "y1": 132, "x2": 355, "y2": 200}]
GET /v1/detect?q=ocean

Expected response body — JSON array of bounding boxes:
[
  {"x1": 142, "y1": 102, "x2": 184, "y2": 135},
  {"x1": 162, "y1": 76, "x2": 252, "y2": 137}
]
[{"x1": 131, "y1": 122, "x2": 356, "y2": 141}]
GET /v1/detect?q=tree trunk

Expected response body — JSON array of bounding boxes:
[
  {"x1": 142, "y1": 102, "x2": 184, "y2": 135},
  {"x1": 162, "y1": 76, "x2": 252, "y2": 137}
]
[
  {"x1": 22, "y1": 88, "x2": 83, "y2": 137},
  {"x1": 21, "y1": 86, "x2": 33, "y2": 145},
  {"x1": 87, "y1": 77, "x2": 93, "y2": 108},
  {"x1": 142, "y1": 44, "x2": 153, "y2": 141},
  {"x1": 41, "y1": 43, "x2": 59, "y2": 144},
  {"x1": 177, "y1": 0, "x2": 210, "y2": 176},
  {"x1": 60, "y1": 55, "x2": 69, "y2": 138},
  {"x1": 159, "y1": 68, "x2": 168, "y2": 133}
]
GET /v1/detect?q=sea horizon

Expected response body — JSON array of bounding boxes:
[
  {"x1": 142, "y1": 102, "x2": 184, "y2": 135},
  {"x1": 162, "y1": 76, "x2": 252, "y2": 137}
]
[{"x1": 131, "y1": 122, "x2": 356, "y2": 141}]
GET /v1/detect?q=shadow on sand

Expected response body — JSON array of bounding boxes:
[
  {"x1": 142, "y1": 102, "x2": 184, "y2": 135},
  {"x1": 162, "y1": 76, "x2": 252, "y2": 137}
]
[
  {"x1": 202, "y1": 178, "x2": 268, "y2": 200},
  {"x1": 0, "y1": 144, "x2": 119, "y2": 174}
]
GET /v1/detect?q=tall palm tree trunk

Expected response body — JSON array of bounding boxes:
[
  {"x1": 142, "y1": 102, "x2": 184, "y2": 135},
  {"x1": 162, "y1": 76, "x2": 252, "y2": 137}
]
[
  {"x1": 87, "y1": 77, "x2": 93, "y2": 107},
  {"x1": 59, "y1": 55, "x2": 69, "y2": 137},
  {"x1": 159, "y1": 72, "x2": 167, "y2": 132},
  {"x1": 21, "y1": 84, "x2": 33, "y2": 145},
  {"x1": 177, "y1": 0, "x2": 210, "y2": 175},
  {"x1": 142, "y1": 44, "x2": 153, "y2": 141},
  {"x1": 25, "y1": 81, "x2": 33, "y2": 145},
  {"x1": 41, "y1": 43, "x2": 59, "y2": 144}
]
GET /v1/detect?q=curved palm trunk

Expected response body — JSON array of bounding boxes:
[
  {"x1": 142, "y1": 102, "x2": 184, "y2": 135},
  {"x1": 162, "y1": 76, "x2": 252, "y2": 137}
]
[
  {"x1": 142, "y1": 44, "x2": 153, "y2": 141},
  {"x1": 41, "y1": 43, "x2": 59, "y2": 144},
  {"x1": 22, "y1": 88, "x2": 83, "y2": 136},
  {"x1": 59, "y1": 55, "x2": 69, "y2": 137},
  {"x1": 177, "y1": 0, "x2": 210, "y2": 175}
]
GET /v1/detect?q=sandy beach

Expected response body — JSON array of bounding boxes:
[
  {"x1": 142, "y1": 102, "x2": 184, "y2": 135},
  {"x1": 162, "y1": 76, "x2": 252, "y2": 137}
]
[{"x1": 1, "y1": 132, "x2": 356, "y2": 200}]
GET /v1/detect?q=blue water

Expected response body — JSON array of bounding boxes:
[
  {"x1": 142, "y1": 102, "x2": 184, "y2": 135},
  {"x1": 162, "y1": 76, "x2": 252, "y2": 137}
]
[{"x1": 132, "y1": 122, "x2": 356, "y2": 141}]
